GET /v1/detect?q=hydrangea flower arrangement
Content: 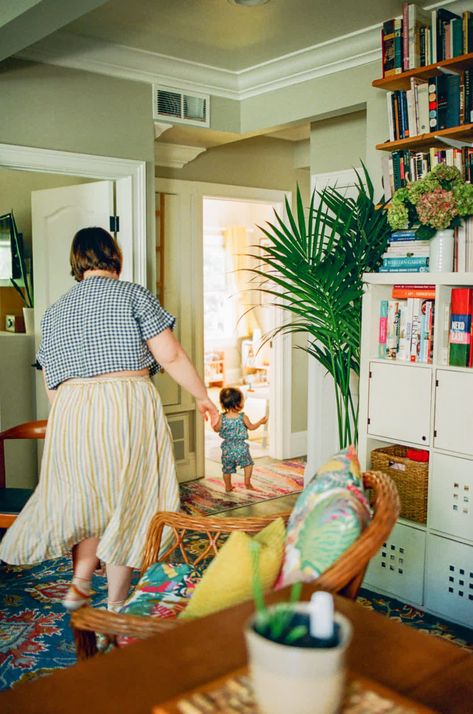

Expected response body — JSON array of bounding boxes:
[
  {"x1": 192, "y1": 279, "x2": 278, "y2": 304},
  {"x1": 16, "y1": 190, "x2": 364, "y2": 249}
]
[{"x1": 388, "y1": 164, "x2": 473, "y2": 239}]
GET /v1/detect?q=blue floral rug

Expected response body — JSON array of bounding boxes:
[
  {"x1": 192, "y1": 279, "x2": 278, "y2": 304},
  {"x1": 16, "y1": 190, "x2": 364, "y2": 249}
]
[{"x1": 1, "y1": 555, "x2": 472, "y2": 691}]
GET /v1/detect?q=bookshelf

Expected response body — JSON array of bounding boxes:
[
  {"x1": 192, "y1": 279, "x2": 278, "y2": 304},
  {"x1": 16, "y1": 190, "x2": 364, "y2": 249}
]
[
  {"x1": 204, "y1": 350, "x2": 225, "y2": 388},
  {"x1": 359, "y1": 274, "x2": 473, "y2": 628},
  {"x1": 373, "y1": 51, "x2": 473, "y2": 91},
  {"x1": 376, "y1": 123, "x2": 473, "y2": 152}
]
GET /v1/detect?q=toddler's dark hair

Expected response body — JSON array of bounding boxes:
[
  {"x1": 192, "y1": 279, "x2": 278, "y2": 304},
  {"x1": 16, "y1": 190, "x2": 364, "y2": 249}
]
[{"x1": 219, "y1": 387, "x2": 243, "y2": 411}]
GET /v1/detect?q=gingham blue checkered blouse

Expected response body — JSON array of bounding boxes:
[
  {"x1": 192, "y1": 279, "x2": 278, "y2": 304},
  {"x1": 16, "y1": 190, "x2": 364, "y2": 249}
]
[{"x1": 36, "y1": 276, "x2": 176, "y2": 389}]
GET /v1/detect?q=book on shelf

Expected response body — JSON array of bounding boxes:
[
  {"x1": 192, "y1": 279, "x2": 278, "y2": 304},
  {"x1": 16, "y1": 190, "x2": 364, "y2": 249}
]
[
  {"x1": 380, "y1": 297, "x2": 434, "y2": 362},
  {"x1": 449, "y1": 287, "x2": 473, "y2": 366},
  {"x1": 382, "y1": 18, "x2": 404, "y2": 77},
  {"x1": 379, "y1": 265, "x2": 429, "y2": 273},
  {"x1": 392, "y1": 284, "x2": 436, "y2": 298},
  {"x1": 384, "y1": 147, "x2": 473, "y2": 192},
  {"x1": 382, "y1": 256, "x2": 429, "y2": 268}
]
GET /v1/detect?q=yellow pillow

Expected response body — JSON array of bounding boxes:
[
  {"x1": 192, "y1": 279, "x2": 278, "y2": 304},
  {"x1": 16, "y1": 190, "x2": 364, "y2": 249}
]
[{"x1": 179, "y1": 517, "x2": 285, "y2": 620}]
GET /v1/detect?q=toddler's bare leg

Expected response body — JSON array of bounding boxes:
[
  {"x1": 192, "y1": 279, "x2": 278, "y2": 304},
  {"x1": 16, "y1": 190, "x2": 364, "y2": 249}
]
[
  {"x1": 223, "y1": 473, "x2": 233, "y2": 492},
  {"x1": 244, "y1": 465, "x2": 255, "y2": 490}
]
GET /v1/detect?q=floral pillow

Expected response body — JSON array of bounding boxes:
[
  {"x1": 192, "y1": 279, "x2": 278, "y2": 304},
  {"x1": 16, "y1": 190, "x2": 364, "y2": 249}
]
[{"x1": 276, "y1": 446, "x2": 371, "y2": 589}]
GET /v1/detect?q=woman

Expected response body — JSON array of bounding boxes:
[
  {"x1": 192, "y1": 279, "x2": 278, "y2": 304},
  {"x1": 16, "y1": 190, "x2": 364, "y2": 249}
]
[{"x1": 0, "y1": 227, "x2": 218, "y2": 612}]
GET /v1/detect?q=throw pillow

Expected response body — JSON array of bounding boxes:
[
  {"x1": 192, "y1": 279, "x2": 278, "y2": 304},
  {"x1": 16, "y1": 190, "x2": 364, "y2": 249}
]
[
  {"x1": 276, "y1": 446, "x2": 371, "y2": 589},
  {"x1": 179, "y1": 516, "x2": 285, "y2": 620}
]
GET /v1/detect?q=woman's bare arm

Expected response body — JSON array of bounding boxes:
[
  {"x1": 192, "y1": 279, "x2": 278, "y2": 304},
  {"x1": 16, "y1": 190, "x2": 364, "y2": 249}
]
[{"x1": 147, "y1": 328, "x2": 218, "y2": 426}]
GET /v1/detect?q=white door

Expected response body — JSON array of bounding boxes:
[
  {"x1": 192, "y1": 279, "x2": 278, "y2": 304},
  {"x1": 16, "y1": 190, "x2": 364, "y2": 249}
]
[
  {"x1": 32, "y1": 179, "x2": 133, "y2": 418},
  {"x1": 434, "y1": 370, "x2": 473, "y2": 456},
  {"x1": 305, "y1": 169, "x2": 361, "y2": 482}
]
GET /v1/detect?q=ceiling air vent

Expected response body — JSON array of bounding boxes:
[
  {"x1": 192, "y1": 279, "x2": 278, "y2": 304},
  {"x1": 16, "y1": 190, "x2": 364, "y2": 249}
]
[{"x1": 153, "y1": 85, "x2": 210, "y2": 127}]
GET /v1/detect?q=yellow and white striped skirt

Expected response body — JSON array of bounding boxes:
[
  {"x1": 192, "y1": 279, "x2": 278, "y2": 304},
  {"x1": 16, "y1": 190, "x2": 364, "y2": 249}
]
[{"x1": 0, "y1": 375, "x2": 179, "y2": 569}]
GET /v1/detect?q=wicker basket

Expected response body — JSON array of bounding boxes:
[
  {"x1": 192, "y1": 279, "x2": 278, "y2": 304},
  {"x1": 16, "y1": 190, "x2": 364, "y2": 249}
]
[{"x1": 370, "y1": 445, "x2": 428, "y2": 524}]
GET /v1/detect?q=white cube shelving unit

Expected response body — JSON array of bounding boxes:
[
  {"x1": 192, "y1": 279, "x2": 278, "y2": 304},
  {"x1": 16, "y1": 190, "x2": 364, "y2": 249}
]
[{"x1": 359, "y1": 273, "x2": 473, "y2": 629}]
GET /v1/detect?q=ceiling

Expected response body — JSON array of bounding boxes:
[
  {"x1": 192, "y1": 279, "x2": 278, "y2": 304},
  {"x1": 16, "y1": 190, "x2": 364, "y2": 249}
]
[{"x1": 63, "y1": 0, "x2": 410, "y2": 72}]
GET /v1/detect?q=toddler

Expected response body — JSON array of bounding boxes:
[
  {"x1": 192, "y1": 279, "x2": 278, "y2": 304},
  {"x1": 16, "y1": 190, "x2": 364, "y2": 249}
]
[{"x1": 213, "y1": 386, "x2": 268, "y2": 492}]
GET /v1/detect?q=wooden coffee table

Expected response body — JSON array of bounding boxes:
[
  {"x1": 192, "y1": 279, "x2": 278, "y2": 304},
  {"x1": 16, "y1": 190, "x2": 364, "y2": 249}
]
[{"x1": 1, "y1": 592, "x2": 471, "y2": 713}]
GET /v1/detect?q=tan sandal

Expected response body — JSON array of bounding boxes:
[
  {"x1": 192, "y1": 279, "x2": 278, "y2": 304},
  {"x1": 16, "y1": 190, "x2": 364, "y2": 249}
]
[{"x1": 62, "y1": 582, "x2": 91, "y2": 611}]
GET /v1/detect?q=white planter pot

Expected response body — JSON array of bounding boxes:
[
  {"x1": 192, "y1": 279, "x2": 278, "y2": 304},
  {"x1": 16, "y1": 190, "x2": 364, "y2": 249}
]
[
  {"x1": 245, "y1": 604, "x2": 352, "y2": 714},
  {"x1": 22, "y1": 307, "x2": 34, "y2": 335},
  {"x1": 429, "y1": 229, "x2": 454, "y2": 273}
]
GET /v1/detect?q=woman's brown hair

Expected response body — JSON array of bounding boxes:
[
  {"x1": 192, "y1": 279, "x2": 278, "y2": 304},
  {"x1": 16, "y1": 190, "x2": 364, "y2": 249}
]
[{"x1": 70, "y1": 227, "x2": 122, "y2": 282}]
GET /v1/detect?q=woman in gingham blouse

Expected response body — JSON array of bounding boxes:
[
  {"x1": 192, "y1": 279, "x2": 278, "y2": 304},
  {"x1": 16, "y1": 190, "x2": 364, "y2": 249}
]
[{"x1": 0, "y1": 227, "x2": 218, "y2": 612}]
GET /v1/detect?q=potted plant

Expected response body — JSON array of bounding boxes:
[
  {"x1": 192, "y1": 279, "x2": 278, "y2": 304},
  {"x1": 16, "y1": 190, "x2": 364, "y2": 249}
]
[
  {"x1": 9, "y1": 219, "x2": 34, "y2": 333},
  {"x1": 245, "y1": 545, "x2": 352, "y2": 714},
  {"x1": 251, "y1": 165, "x2": 390, "y2": 448},
  {"x1": 387, "y1": 164, "x2": 473, "y2": 272}
]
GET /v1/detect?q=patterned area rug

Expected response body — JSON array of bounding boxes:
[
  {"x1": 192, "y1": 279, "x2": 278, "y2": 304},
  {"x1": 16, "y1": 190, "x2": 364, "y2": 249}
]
[{"x1": 180, "y1": 459, "x2": 304, "y2": 516}]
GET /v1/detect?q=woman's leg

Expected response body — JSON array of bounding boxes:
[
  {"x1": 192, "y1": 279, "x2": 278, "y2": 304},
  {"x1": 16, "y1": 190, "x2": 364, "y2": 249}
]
[
  {"x1": 106, "y1": 562, "x2": 133, "y2": 610},
  {"x1": 63, "y1": 537, "x2": 100, "y2": 610}
]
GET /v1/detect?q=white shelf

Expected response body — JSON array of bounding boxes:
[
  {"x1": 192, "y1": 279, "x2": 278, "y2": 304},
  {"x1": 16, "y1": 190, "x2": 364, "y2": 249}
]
[
  {"x1": 360, "y1": 272, "x2": 473, "y2": 628},
  {"x1": 364, "y1": 272, "x2": 473, "y2": 286}
]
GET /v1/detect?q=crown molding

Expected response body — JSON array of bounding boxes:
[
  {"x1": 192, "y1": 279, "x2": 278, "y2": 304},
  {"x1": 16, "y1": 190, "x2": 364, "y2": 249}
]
[
  {"x1": 154, "y1": 122, "x2": 173, "y2": 140},
  {"x1": 16, "y1": 0, "x2": 468, "y2": 101},
  {"x1": 155, "y1": 142, "x2": 206, "y2": 168}
]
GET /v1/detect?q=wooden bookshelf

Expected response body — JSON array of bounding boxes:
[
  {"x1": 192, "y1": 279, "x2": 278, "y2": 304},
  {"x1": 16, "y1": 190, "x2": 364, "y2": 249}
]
[
  {"x1": 373, "y1": 51, "x2": 473, "y2": 91},
  {"x1": 376, "y1": 122, "x2": 473, "y2": 152}
]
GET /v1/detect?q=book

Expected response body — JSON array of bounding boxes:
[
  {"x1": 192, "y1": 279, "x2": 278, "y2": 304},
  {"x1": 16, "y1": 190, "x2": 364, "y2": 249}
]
[
  {"x1": 379, "y1": 300, "x2": 388, "y2": 358},
  {"x1": 420, "y1": 300, "x2": 434, "y2": 363},
  {"x1": 428, "y1": 79, "x2": 438, "y2": 130},
  {"x1": 449, "y1": 287, "x2": 473, "y2": 366},
  {"x1": 383, "y1": 18, "x2": 404, "y2": 76},
  {"x1": 398, "y1": 301, "x2": 409, "y2": 360},
  {"x1": 435, "y1": 8, "x2": 461, "y2": 62},
  {"x1": 436, "y1": 73, "x2": 460, "y2": 130},
  {"x1": 451, "y1": 17, "x2": 463, "y2": 57},
  {"x1": 412, "y1": 77, "x2": 429, "y2": 134},
  {"x1": 407, "y1": 3, "x2": 431, "y2": 68},
  {"x1": 382, "y1": 256, "x2": 429, "y2": 268},
  {"x1": 409, "y1": 298, "x2": 422, "y2": 362},
  {"x1": 379, "y1": 266, "x2": 429, "y2": 273},
  {"x1": 392, "y1": 284, "x2": 436, "y2": 299},
  {"x1": 464, "y1": 11, "x2": 473, "y2": 54},
  {"x1": 386, "y1": 300, "x2": 400, "y2": 359}
]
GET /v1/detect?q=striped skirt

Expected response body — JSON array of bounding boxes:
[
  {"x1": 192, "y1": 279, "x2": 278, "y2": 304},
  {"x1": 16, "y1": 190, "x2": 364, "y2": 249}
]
[{"x1": 0, "y1": 375, "x2": 179, "y2": 569}]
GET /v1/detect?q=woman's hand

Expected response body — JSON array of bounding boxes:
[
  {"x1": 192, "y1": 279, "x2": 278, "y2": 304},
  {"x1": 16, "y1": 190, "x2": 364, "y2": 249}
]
[{"x1": 196, "y1": 396, "x2": 219, "y2": 427}]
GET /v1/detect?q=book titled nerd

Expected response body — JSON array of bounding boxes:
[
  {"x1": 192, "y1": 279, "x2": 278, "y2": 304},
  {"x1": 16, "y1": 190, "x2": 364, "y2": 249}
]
[{"x1": 449, "y1": 288, "x2": 473, "y2": 367}]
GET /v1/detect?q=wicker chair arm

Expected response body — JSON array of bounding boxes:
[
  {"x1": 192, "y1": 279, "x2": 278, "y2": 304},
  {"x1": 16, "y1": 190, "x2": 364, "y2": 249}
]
[{"x1": 71, "y1": 607, "x2": 181, "y2": 639}]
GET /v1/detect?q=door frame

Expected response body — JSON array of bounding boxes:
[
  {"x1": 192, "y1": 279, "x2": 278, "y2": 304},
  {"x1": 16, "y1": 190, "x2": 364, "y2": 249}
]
[
  {"x1": 0, "y1": 143, "x2": 147, "y2": 284},
  {"x1": 156, "y1": 178, "x2": 293, "y2": 472}
]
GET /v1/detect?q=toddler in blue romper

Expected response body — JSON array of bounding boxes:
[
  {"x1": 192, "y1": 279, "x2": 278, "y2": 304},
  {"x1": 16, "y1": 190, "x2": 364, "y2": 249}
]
[{"x1": 213, "y1": 386, "x2": 268, "y2": 492}]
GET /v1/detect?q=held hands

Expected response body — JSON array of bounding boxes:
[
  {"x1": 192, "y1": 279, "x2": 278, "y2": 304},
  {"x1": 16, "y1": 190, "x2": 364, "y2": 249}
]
[{"x1": 196, "y1": 396, "x2": 219, "y2": 428}]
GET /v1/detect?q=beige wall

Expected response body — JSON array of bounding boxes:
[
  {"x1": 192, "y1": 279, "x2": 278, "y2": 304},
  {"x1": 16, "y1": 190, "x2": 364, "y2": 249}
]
[
  {"x1": 311, "y1": 110, "x2": 366, "y2": 175},
  {"x1": 0, "y1": 59, "x2": 157, "y2": 283}
]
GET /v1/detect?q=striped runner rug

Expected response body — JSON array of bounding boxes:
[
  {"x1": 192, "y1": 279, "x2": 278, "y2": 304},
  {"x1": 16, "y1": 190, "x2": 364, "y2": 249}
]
[{"x1": 179, "y1": 459, "x2": 305, "y2": 516}]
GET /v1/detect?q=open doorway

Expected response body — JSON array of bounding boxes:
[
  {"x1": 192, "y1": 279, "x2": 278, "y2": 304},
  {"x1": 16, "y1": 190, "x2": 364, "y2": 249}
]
[{"x1": 202, "y1": 197, "x2": 280, "y2": 478}]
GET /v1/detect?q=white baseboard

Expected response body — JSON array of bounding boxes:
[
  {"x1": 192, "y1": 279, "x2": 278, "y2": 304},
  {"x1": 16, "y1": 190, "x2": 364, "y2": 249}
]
[{"x1": 289, "y1": 431, "x2": 307, "y2": 458}]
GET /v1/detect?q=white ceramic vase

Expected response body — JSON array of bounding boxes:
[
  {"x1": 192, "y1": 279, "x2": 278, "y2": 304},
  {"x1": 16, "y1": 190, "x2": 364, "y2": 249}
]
[
  {"x1": 429, "y1": 228, "x2": 454, "y2": 273},
  {"x1": 22, "y1": 307, "x2": 34, "y2": 335},
  {"x1": 245, "y1": 605, "x2": 352, "y2": 714}
]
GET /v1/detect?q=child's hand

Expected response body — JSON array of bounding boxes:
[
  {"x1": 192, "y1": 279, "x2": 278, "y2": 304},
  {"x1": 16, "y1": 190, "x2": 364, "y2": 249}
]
[{"x1": 260, "y1": 416, "x2": 268, "y2": 425}]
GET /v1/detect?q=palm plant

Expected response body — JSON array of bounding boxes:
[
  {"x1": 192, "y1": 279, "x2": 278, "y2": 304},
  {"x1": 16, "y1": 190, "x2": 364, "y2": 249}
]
[{"x1": 251, "y1": 166, "x2": 390, "y2": 448}]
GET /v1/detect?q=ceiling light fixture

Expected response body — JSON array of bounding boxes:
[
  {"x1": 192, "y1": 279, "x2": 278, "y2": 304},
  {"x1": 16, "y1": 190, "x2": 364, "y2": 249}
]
[{"x1": 228, "y1": 0, "x2": 270, "y2": 6}]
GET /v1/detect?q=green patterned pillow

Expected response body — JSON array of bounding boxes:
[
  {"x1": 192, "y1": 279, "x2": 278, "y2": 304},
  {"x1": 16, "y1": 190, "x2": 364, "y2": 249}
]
[{"x1": 276, "y1": 446, "x2": 371, "y2": 588}]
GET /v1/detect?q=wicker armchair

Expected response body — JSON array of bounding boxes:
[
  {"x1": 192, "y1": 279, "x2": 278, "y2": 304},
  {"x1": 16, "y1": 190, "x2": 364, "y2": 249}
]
[{"x1": 72, "y1": 470, "x2": 400, "y2": 660}]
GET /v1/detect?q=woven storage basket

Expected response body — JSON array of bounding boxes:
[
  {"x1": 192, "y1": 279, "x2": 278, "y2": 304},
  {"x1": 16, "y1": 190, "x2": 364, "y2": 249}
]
[{"x1": 370, "y1": 445, "x2": 428, "y2": 524}]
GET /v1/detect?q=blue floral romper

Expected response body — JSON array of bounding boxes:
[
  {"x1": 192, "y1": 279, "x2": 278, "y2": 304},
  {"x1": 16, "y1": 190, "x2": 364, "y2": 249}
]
[{"x1": 219, "y1": 412, "x2": 254, "y2": 474}]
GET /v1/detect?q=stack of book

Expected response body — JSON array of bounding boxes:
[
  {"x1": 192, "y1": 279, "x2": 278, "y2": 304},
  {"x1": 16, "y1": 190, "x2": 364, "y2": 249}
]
[
  {"x1": 385, "y1": 69, "x2": 472, "y2": 143},
  {"x1": 449, "y1": 287, "x2": 473, "y2": 366},
  {"x1": 382, "y1": 147, "x2": 473, "y2": 195},
  {"x1": 379, "y1": 230, "x2": 430, "y2": 273},
  {"x1": 382, "y1": 5, "x2": 473, "y2": 75},
  {"x1": 379, "y1": 285, "x2": 435, "y2": 362}
]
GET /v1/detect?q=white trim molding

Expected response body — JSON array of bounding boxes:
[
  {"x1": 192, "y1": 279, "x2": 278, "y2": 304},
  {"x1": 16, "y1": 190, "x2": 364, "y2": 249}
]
[
  {"x1": 0, "y1": 143, "x2": 147, "y2": 286},
  {"x1": 155, "y1": 143, "x2": 206, "y2": 169},
  {"x1": 290, "y1": 431, "x2": 307, "y2": 459},
  {"x1": 16, "y1": 0, "x2": 469, "y2": 101}
]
